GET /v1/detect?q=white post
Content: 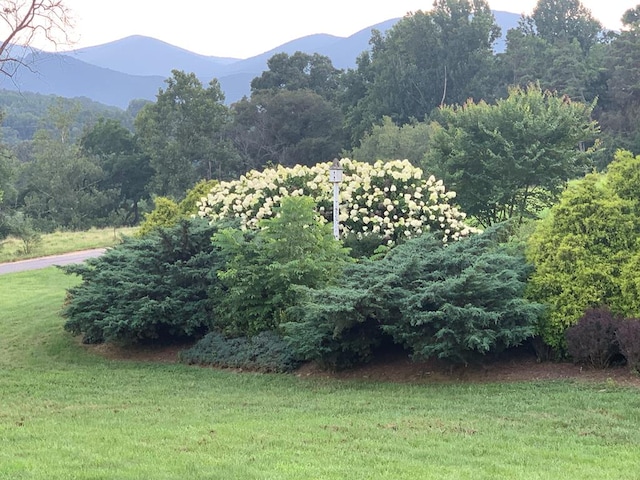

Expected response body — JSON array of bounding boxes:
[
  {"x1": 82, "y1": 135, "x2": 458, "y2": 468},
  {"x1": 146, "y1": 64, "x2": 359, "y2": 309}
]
[{"x1": 329, "y1": 158, "x2": 343, "y2": 240}]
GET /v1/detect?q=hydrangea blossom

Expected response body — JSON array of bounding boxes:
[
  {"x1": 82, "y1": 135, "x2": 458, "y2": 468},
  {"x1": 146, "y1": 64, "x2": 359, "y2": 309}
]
[{"x1": 197, "y1": 159, "x2": 480, "y2": 244}]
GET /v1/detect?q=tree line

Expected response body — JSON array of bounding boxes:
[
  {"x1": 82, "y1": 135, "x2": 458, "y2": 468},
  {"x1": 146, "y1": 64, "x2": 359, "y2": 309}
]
[{"x1": 1, "y1": 0, "x2": 639, "y2": 234}]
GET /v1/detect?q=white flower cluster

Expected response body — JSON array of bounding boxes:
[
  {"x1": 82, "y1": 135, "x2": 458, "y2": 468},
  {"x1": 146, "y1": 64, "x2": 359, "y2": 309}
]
[{"x1": 197, "y1": 159, "x2": 480, "y2": 244}]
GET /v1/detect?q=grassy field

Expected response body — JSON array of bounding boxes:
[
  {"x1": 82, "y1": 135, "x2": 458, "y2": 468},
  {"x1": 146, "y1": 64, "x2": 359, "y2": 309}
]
[
  {"x1": 1, "y1": 268, "x2": 640, "y2": 479},
  {"x1": 0, "y1": 227, "x2": 137, "y2": 263}
]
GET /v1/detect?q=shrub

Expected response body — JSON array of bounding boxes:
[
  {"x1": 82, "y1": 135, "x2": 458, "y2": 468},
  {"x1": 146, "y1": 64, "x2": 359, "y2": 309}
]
[
  {"x1": 198, "y1": 159, "x2": 479, "y2": 246},
  {"x1": 62, "y1": 218, "x2": 224, "y2": 344},
  {"x1": 284, "y1": 223, "x2": 543, "y2": 368},
  {"x1": 212, "y1": 196, "x2": 352, "y2": 336},
  {"x1": 178, "y1": 331, "x2": 301, "y2": 373},
  {"x1": 284, "y1": 286, "x2": 387, "y2": 369},
  {"x1": 178, "y1": 179, "x2": 218, "y2": 215},
  {"x1": 615, "y1": 319, "x2": 640, "y2": 372},
  {"x1": 136, "y1": 196, "x2": 180, "y2": 237},
  {"x1": 7, "y1": 212, "x2": 42, "y2": 254},
  {"x1": 137, "y1": 179, "x2": 218, "y2": 236},
  {"x1": 565, "y1": 307, "x2": 622, "y2": 368},
  {"x1": 526, "y1": 157, "x2": 640, "y2": 351}
]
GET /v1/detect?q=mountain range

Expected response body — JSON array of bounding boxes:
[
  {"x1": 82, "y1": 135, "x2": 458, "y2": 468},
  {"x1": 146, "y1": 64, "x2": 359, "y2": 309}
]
[{"x1": 0, "y1": 11, "x2": 520, "y2": 110}]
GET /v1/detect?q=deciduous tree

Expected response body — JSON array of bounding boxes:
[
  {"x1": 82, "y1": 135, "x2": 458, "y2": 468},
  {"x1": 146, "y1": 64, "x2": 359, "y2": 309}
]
[
  {"x1": 598, "y1": 7, "x2": 640, "y2": 155},
  {"x1": 250, "y1": 51, "x2": 342, "y2": 101},
  {"x1": 426, "y1": 84, "x2": 599, "y2": 227},
  {"x1": 230, "y1": 89, "x2": 344, "y2": 168},
  {"x1": 341, "y1": 0, "x2": 500, "y2": 142},
  {"x1": 497, "y1": 0, "x2": 610, "y2": 105},
  {"x1": 80, "y1": 118, "x2": 152, "y2": 224},
  {"x1": 525, "y1": 0, "x2": 604, "y2": 52},
  {"x1": 135, "y1": 70, "x2": 238, "y2": 198},
  {"x1": 348, "y1": 116, "x2": 432, "y2": 165}
]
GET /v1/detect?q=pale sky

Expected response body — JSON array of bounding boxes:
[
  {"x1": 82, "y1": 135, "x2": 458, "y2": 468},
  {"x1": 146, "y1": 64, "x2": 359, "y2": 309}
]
[{"x1": 43, "y1": 0, "x2": 640, "y2": 58}]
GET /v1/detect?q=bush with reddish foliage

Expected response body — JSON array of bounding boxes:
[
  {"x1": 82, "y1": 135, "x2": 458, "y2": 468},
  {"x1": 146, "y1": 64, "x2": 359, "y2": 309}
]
[
  {"x1": 565, "y1": 307, "x2": 622, "y2": 368},
  {"x1": 615, "y1": 319, "x2": 640, "y2": 372}
]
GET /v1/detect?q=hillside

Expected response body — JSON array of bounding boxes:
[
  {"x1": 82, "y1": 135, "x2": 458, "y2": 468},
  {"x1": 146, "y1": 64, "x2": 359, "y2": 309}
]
[{"x1": 0, "y1": 89, "x2": 134, "y2": 144}]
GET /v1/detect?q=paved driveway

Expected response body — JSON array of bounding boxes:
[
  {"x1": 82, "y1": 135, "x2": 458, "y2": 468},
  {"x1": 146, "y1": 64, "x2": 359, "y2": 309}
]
[{"x1": 0, "y1": 249, "x2": 106, "y2": 275}]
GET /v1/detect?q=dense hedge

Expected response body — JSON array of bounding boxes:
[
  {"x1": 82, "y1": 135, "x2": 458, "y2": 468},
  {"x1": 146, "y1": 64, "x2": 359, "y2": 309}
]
[
  {"x1": 565, "y1": 307, "x2": 622, "y2": 368},
  {"x1": 526, "y1": 150, "x2": 640, "y2": 351},
  {"x1": 178, "y1": 331, "x2": 301, "y2": 373},
  {"x1": 284, "y1": 223, "x2": 543, "y2": 368},
  {"x1": 62, "y1": 218, "x2": 224, "y2": 344}
]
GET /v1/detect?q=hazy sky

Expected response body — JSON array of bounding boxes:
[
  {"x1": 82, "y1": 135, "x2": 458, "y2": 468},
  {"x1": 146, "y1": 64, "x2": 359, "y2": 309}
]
[{"x1": 53, "y1": 0, "x2": 638, "y2": 58}]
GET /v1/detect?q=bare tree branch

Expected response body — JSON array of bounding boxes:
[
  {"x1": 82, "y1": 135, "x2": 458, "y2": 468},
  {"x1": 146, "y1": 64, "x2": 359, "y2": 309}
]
[{"x1": 0, "y1": 0, "x2": 72, "y2": 77}]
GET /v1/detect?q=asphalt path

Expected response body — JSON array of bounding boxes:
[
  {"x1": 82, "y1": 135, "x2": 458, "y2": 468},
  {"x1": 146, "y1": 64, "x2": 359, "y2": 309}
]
[{"x1": 0, "y1": 248, "x2": 106, "y2": 275}]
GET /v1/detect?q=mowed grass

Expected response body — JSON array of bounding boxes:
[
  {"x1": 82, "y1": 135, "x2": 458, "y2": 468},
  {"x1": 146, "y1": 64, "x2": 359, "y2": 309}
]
[
  {"x1": 0, "y1": 226, "x2": 137, "y2": 263},
  {"x1": 1, "y1": 269, "x2": 640, "y2": 479}
]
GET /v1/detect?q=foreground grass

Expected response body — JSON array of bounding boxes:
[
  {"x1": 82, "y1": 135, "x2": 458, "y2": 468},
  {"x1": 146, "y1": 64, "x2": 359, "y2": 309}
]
[
  {"x1": 0, "y1": 226, "x2": 137, "y2": 263},
  {"x1": 1, "y1": 269, "x2": 640, "y2": 479}
]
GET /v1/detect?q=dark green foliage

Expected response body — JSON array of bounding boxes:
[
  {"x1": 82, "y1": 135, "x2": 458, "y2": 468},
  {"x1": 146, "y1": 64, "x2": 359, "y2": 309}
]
[
  {"x1": 213, "y1": 196, "x2": 351, "y2": 336},
  {"x1": 565, "y1": 307, "x2": 622, "y2": 368},
  {"x1": 527, "y1": 0, "x2": 604, "y2": 52},
  {"x1": 615, "y1": 319, "x2": 640, "y2": 372},
  {"x1": 135, "y1": 70, "x2": 237, "y2": 197},
  {"x1": 178, "y1": 331, "x2": 301, "y2": 373},
  {"x1": 80, "y1": 118, "x2": 152, "y2": 225},
  {"x1": 62, "y1": 218, "x2": 223, "y2": 344},
  {"x1": 341, "y1": 231, "x2": 386, "y2": 259},
  {"x1": 229, "y1": 89, "x2": 344, "y2": 169},
  {"x1": 285, "y1": 285, "x2": 388, "y2": 369},
  {"x1": 18, "y1": 129, "x2": 116, "y2": 232},
  {"x1": 284, "y1": 224, "x2": 543, "y2": 368},
  {"x1": 341, "y1": 1, "x2": 500, "y2": 142},
  {"x1": 250, "y1": 52, "x2": 342, "y2": 101}
]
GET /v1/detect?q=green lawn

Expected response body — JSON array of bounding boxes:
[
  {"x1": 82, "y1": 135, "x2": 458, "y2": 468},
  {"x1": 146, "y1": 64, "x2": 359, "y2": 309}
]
[{"x1": 1, "y1": 268, "x2": 640, "y2": 479}]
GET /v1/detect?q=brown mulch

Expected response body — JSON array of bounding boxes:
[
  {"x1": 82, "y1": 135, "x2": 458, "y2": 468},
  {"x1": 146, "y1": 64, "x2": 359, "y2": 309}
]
[
  {"x1": 83, "y1": 342, "x2": 640, "y2": 387},
  {"x1": 295, "y1": 350, "x2": 640, "y2": 387}
]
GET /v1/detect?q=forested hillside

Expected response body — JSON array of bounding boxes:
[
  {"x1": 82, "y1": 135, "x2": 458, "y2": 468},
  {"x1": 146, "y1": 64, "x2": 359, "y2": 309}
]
[{"x1": 0, "y1": 90, "x2": 135, "y2": 144}]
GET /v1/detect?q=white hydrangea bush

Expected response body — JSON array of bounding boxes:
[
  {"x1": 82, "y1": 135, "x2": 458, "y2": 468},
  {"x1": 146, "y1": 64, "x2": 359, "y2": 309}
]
[{"x1": 197, "y1": 159, "x2": 480, "y2": 244}]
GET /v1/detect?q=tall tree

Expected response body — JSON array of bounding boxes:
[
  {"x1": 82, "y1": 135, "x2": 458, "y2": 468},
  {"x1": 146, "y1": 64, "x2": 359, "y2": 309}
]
[
  {"x1": 425, "y1": 84, "x2": 599, "y2": 227},
  {"x1": 135, "y1": 70, "x2": 238, "y2": 198},
  {"x1": 230, "y1": 89, "x2": 344, "y2": 169},
  {"x1": 598, "y1": 6, "x2": 640, "y2": 155},
  {"x1": 18, "y1": 129, "x2": 112, "y2": 231},
  {"x1": 497, "y1": 0, "x2": 609, "y2": 104},
  {"x1": 525, "y1": 0, "x2": 604, "y2": 52},
  {"x1": 250, "y1": 51, "x2": 342, "y2": 101},
  {"x1": 80, "y1": 118, "x2": 152, "y2": 224},
  {"x1": 340, "y1": 0, "x2": 500, "y2": 144},
  {"x1": 348, "y1": 116, "x2": 432, "y2": 165}
]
